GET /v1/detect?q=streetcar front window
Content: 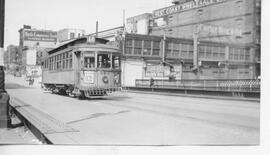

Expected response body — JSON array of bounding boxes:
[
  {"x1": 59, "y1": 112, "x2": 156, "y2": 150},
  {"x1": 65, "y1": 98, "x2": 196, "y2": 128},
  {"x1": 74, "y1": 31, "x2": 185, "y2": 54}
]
[
  {"x1": 97, "y1": 53, "x2": 111, "y2": 68},
  {"x1": 112, "y1": 55, "x2": 120, "y2": 69},
  {"x1": 84, "y1": 57, "x2": 95, "y2": 68}
]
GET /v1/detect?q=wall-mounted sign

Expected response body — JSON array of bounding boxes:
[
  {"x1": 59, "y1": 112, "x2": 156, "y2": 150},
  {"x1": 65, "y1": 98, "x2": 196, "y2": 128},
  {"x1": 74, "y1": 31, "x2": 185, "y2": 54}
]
[
  {"x1": 153, "y1": 0, "x2": 227, "y2": 18},
  {"x1": 24, "y1": 30, "x2": 57, "y2": 42},
  {"x1": 145, "y1": 65, "x2": 182, "y2": 77},
  {"x1": 83, "y1": 71, "x2": 94, "y2": 83},
  {"x1": 197, "y1": 24, "x2": 242, "y2": 37}
]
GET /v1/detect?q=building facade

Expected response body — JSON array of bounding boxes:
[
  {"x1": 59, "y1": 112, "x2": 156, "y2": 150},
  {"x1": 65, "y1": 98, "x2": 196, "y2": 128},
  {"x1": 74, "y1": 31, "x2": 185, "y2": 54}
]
[
  {"x1": 120, "y1": 33, "x2": 256, "y2": 86},
  {"x1": 18, "y1": 25, "x2": 57, "y2": 73},
  {"x1": 6, "y1": 45, "x2": 20, "y2": 64},
  {"x1": 58, "y1": 28, "x2": 85, "y2": 43},
  {"x1": 126, "y1": 13, "x2": 152, "y2": 35},
  {"x1": 120, "y1": 0, "x2": 261, "y2": 85},
  {"x1": 149, "y1": 0, "x2": 261, "y2": 77},
  {"x1": 19, "y1": 25, "x2": 58, "y2": 48}
]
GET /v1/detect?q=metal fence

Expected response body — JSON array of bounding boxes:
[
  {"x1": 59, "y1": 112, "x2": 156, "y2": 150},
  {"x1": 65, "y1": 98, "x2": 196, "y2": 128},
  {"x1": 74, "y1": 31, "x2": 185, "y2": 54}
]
[{"x1": 135, "y1": 79, "x2": 260, "y2": 92}]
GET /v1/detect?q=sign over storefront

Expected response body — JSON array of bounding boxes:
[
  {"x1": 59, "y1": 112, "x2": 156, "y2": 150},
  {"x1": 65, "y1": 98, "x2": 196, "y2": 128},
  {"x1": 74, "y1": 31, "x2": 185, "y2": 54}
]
[
  {"x1": 153, "y1": 0, "x2": 227, "y2": 18},
  {"x1": 24, "y1": 30, "x2": 57, "y2": 42}
]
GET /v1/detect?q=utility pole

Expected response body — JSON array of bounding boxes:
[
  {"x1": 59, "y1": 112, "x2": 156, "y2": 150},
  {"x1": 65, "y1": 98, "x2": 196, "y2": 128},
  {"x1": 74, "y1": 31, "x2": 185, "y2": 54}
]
[
  {"x1": 96, "y1": 21, "x2": 98, "y2": 38},
  {"x1": 0, "y1": 0, "x2": 10, "y2": 129},
  {"x1": 0, "y1": 0, "x2": 5, "y2": 92}
]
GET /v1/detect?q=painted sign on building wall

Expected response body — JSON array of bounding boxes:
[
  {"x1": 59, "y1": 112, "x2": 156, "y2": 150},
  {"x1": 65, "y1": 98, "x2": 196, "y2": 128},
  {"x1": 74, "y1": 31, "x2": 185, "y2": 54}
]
[
  {"x1": 145, "y1": 65, "x2": 182, "y2": 78},
  {"x1": 24, "y1": 30, "x2": 57, "y2": 42},
  {"x1": 196, "y1": 24, "x2": 242, "y2": 37},
  {"x1": 153, "y1": 0, "x2": 227, "y2": 18}
]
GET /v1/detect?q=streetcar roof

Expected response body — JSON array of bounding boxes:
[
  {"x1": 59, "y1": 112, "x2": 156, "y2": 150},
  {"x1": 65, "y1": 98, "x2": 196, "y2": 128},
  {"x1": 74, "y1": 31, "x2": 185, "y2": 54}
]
[{"x1": 47, "y1": 37, "x2": 110, "y2": 55}]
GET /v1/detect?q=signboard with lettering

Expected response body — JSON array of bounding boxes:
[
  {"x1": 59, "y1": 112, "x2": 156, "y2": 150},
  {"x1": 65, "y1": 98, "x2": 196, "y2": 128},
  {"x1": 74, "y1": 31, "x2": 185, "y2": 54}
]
[
  {"x1": 145, "y1": 65, "x2": 182, "y2": 78},
  {"x1": 24, "y1": 30, "x2": 57, "y2": 42},
  {"x1": 196, "y1": 24, "x2": 242, "y2": 37},
  {"x1": 83, "y1": 71, "x2": 94, "y2": 83},
  {"x1": 153, "y1": 0, "x2": 227, "y2": 18}
]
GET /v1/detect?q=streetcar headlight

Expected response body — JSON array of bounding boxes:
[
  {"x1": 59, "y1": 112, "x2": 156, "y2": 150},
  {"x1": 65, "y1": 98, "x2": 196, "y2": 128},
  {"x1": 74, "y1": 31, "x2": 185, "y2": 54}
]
[
  {"x1": 102, "y1": 76, "x2": 109, "y2": 83},
  {"x1": 114, "y1": 74, "x2": 119, "y2": 84}
]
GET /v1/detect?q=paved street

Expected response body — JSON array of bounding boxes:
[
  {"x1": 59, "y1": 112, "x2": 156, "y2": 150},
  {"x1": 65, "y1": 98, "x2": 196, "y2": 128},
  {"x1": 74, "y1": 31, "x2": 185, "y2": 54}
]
[{"x1": 5, "y1": 75, "x2": 260, "y2": 145}]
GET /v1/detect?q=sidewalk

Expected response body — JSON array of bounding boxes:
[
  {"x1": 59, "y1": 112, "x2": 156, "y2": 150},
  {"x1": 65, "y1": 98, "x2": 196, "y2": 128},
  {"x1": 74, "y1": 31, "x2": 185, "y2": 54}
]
[{"x1": 0, "y1": 117, "x2": 41, "y2": 144}]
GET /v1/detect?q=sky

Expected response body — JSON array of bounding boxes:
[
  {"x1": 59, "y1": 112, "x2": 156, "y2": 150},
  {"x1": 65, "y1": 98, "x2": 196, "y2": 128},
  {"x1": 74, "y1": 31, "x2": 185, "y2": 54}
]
[{"x1": 4, "y1": 0, "x2": 171, "y2": 49}]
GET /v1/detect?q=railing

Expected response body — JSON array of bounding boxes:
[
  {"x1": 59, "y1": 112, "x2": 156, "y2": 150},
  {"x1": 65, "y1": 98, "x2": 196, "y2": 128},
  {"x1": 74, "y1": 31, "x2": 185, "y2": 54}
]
[{"x1": 135, "y1": 79, "x2": 260, "y2": 92}]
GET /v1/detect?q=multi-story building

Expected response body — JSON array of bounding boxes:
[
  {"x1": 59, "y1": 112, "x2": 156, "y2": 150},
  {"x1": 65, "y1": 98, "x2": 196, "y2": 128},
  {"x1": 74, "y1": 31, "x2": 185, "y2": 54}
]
[
  {"x1": 126, "y1": 13, "x2": 152, "y2": 35},
  {"x1": 19, "y1": 25, "x2": 58, "y2": 48},
  {"x1": 120, "y1": 0, "x2": 260, "y2": 83},
  {"x1": 58, "y1": 28, "x2": 85, "y2": 43},
  {"x1": 149, "y1": 0, "x2": 261, "y2": 78},
  {"x1": 18, "y1": 25, "x2": 57, "y2": 73},
  {"x1": 6, "y1": 45, "x2": 20, "y2": 64}
]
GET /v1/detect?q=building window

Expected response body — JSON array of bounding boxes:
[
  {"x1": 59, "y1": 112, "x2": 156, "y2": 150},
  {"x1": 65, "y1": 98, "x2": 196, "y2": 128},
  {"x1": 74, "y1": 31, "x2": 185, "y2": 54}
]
[
  {"x1": 180, "y1": 44, "x2": 189, "y2": 58},
  {"x1": 172, "y1": 43, "x2": 180, "y2": 57},
  {"x1": 167, "y1": 42, "x2": 173, "y2": 57},
  {"x1": 134, "y1": 40, "x2": 142, "y2": 55},
  {"x1": 205, "y1": 46, "x2": 212, "y2": 57},
  {"x1": 143, "y1": 40, "x2": 151, "y2": 56},
  {"x1": 152, "y1": 41, "x2": 160, "y2": 56},
  {"x1": 198, "y1": 45, "x2": 205, "y2": 58}
]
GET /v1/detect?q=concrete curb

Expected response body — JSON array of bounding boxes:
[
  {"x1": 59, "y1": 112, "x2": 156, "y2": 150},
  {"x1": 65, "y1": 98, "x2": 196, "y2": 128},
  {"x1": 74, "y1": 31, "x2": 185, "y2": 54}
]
[{"x1": 127, "y1": 90, "x2": 260, "y2": 102}]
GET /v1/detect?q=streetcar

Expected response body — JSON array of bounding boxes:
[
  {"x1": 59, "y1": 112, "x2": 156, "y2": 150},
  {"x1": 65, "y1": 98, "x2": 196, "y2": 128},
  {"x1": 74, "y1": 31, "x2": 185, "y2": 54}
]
[{"x1": 41, "y1": 36, "x2": 122, "y2": 98}]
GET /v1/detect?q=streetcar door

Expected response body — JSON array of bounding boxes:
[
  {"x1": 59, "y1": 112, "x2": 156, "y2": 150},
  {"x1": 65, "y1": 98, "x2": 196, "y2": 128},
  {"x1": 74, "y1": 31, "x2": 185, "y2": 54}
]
[{"x1": 74, "y1": 51, "x2": 82, "y2": 86}]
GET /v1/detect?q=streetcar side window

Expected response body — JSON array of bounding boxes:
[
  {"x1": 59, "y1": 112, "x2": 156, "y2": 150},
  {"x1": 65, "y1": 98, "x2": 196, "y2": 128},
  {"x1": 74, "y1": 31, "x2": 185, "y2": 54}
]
[
  {"x1": 69, "y1": 52, "x2": 73, "y2": 68},
  {"x1": 97, "y1": 53, "x2": 111, "y2": 68},
  {"x1": 84, "y1": 57, "x2": 95, "y2": 68},
  {"x1": 112, "y1": 55, "x2": 120, "y2": 69}
]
